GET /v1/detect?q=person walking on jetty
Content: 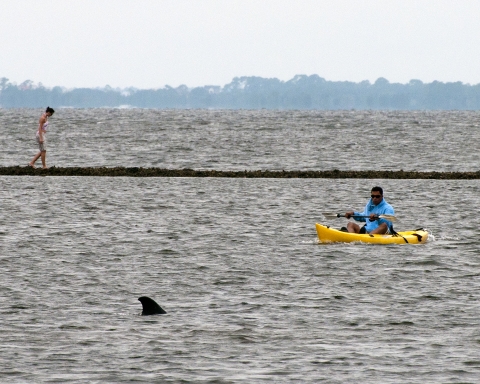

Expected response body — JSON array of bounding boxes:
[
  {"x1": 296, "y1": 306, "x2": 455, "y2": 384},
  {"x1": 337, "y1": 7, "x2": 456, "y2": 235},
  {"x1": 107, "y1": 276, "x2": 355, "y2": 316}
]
[
  {"x1": 343, "y1": 186, "x2": 394, "y2": 234},
  {"x1": 29, "y1": 107, "x2": 55, "y2": 169}
]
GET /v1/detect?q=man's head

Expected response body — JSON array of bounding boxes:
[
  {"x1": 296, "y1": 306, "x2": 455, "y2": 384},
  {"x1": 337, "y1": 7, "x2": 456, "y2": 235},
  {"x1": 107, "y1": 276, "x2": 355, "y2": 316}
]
[{"x1": 370, "y1": 186, "x2": 383, "y2": 205}]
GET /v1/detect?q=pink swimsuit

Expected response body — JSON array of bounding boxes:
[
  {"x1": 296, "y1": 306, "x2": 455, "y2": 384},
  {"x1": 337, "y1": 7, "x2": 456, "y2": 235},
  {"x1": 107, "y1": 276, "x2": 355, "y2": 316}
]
[{"x1": 36, "y1": 119, "x2": 48, "y2": 138}]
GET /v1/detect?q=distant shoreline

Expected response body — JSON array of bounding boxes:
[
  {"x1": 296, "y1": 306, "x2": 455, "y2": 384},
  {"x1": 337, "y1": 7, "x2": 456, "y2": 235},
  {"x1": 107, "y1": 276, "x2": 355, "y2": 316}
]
[
  {"x1": 1, "y1": 166, "x2": 479, "y2": 179},
  {"x1": 3, "y1": 75, "x2": 480, "y2": 109}
]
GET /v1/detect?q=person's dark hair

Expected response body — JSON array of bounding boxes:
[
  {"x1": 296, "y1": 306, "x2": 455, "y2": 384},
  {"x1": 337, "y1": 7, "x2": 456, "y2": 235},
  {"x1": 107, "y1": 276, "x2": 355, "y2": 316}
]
[
  {"x1": 371, "y1": 186, "x2": 383, "y2": 195},
  {"x1": 46, "y1": 106, "x2": 55, "y2": 115}
]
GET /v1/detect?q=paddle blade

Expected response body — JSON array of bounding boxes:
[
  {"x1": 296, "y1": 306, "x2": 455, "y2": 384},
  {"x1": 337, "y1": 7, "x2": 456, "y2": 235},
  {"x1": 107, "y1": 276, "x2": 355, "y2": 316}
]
[
  {"x1": 378, "y1": 214, "x2": 397, "y2": 222},
  {"x1": 322, "y1": 212, "x2": 341, "y2": 220}
]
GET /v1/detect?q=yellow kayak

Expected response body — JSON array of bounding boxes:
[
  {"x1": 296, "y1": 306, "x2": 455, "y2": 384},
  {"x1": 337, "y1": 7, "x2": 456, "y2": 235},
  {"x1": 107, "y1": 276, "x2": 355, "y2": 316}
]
[{"x1": 315, "y1": 223, "x2": 429, "y2": 244}]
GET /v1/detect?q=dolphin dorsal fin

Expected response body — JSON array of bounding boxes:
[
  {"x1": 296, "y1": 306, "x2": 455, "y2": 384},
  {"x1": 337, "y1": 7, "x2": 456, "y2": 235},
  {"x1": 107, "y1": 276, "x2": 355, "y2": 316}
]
[{"x1": 138, "y1": 296, "x2": 167, "y2": 315}]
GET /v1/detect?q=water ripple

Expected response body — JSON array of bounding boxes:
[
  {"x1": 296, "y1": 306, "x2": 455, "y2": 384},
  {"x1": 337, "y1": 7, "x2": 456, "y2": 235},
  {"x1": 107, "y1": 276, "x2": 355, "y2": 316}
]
[{"x1": 1, "y1": 112, "x2": 480, "y2": 382}]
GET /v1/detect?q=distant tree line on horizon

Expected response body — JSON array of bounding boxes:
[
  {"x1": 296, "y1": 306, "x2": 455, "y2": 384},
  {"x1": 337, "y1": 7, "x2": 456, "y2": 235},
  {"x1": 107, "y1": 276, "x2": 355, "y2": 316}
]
[{"x1": 1, "y1": 75, "x2": 480, "y2": 110}]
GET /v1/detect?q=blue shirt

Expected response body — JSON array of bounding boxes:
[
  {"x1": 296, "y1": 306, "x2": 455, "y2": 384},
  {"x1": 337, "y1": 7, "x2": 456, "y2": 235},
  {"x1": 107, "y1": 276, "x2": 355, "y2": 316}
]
[{"x1": 354, "y1": 198, "x2": 394, "y2": 233}]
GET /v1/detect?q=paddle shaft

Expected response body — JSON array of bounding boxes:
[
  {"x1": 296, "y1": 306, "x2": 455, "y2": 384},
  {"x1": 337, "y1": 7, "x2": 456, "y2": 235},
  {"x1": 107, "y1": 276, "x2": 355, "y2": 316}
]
[
  {"x1": 324, "y1": 213, "x2": 396, "y2": 221},
  {"x1": 350, "y1": 214, "x2": 382, "y2": 219}
]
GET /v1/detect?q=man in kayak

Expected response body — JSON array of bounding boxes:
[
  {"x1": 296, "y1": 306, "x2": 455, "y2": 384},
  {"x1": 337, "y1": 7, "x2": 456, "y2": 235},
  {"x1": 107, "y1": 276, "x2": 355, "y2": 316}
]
[{"x1": 344, "y1": 186, "x2": 394, "y2": 234}]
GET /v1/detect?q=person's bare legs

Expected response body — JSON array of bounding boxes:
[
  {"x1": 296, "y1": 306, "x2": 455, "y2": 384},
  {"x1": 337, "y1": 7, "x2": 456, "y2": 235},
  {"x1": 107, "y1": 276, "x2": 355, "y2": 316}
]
[
  {"x1": 369, "y1": 222, "x2": 388, "y2": 234},
  {"x1": 29, "y1": 152, "x2": 42, "y2": 167},
  {"x1": 347, "y1": 222, "x2": 361, "y2": 233},
  {"x1": 347, "y1": 222, "x2": 389, "y2": 234},
  {"x1": 40, "y1": 151, "x2": 47, "y2": 169}
]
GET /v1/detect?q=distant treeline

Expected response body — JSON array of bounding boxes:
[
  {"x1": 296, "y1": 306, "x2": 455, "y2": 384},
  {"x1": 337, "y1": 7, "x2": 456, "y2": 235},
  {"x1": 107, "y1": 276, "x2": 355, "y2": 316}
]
[{"x1": 1, "y1": 75, "x2": 480, "y2": 109}]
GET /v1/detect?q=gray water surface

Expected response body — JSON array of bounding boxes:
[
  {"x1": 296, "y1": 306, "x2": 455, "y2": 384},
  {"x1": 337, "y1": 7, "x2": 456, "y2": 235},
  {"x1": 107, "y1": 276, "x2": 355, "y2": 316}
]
[
  {"x1": 1, "y1": 109, "x2": 479, "y2": 382},
  {"x1": 2, "y1": 108, "x2": 480, "y2": 172},
  {"x1": 1, "y1": 176, "x2": 479, "y2": 383}
]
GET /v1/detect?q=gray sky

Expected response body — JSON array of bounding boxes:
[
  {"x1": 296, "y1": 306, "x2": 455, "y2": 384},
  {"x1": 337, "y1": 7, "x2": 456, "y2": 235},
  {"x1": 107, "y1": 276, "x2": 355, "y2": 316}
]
[{"x1": 2, "y1": 0, "x2": 480, "y2": 89}]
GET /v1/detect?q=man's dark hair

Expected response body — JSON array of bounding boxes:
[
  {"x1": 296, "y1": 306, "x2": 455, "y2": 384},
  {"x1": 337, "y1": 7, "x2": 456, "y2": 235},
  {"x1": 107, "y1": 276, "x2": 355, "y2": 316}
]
[{"x1": 371, "y1": 186, "x2": 383, "y2": 195}]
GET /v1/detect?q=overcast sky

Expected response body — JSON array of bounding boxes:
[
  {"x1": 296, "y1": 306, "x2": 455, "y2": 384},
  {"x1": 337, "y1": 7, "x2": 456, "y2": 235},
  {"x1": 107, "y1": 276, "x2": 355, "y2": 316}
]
[{"x1": 2, "y1": 0, "x2": 480, "y2": 89}]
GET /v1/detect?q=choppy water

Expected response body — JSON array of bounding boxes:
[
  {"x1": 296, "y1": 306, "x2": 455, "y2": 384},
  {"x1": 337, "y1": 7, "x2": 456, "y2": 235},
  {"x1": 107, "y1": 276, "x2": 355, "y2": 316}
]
[
  {"x1": 1, "y1": 109, "x2": 480, "y2": 383},
  {"x1": 2, "y1": 108, "x2": 480, "y2": 171}
]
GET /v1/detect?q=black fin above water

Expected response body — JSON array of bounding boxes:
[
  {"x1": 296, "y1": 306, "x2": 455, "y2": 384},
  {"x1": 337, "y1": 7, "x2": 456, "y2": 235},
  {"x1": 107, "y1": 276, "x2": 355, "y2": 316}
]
[{"x1": 138, "y1": 296, "x2": 167, "y2": 315}]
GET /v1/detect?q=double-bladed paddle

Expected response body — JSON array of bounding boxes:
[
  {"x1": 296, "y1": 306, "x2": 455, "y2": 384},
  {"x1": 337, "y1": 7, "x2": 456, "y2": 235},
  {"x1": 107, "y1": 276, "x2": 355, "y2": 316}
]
[{"x1": 322, "y1": 212, "x2": 397, "y2": 222}]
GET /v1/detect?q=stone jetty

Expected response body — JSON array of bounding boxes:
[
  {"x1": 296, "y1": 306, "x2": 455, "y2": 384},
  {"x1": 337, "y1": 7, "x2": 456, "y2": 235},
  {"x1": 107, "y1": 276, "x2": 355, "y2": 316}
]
[{"x1": 1, "y1": 166, "x2": 479, "y2": 179}]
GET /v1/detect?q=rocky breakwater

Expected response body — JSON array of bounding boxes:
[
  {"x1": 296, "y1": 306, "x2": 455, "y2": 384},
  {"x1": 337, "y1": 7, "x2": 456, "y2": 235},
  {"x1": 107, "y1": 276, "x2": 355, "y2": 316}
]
[{"x1": 1, "y1": 166, "x2": 480, "y2": 179}]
